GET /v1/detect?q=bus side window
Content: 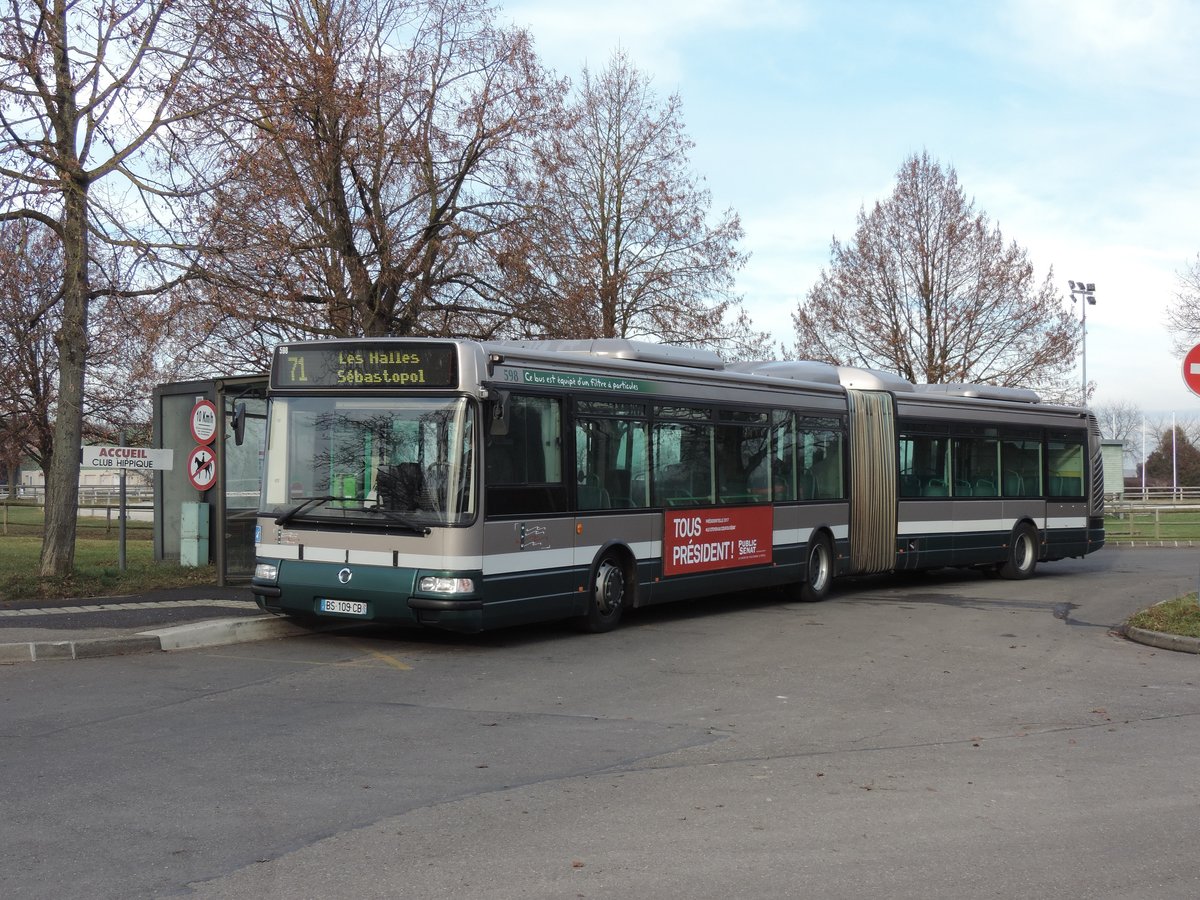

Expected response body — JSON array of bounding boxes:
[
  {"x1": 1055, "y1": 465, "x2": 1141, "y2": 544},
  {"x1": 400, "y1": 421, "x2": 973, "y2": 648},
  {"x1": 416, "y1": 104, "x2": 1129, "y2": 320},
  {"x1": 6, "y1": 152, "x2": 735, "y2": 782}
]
[
  {"x1": 1001, "y1": 439, "x2": 1041, "y2": 497},
  {"x1": 898, "y1": 433, "x2": 949, "y2": 497},
  {"x1": 576, "y1": 416, "x2": 648, "y2": 510},
  {"x1": 486, "y1": 395, "x2": 565, "y2": 515},
  {"x1": 1047, "y1": 436, "x2": 1085, "y2": 498}
]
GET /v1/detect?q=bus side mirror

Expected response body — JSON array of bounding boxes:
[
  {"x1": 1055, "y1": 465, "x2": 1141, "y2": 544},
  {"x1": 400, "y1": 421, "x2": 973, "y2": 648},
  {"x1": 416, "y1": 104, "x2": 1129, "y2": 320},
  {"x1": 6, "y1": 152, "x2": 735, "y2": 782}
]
[
  {"x1": 232, "y1": 402, "x2": 247, "y2": 446},
  {"x1": 489, "y1": 391, "x2": 510, "y2": 437}
]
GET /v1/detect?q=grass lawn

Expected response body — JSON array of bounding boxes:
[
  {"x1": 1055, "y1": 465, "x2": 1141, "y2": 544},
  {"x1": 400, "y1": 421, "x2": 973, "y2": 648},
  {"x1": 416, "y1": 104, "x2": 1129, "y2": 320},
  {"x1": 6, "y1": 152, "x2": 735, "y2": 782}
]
[
  {"x1": 0, "y1": 502, "x2": 217, "y2": 602},
  {"x1": 1126, "y1": 595, "x2": 1200, "y2": 639}
]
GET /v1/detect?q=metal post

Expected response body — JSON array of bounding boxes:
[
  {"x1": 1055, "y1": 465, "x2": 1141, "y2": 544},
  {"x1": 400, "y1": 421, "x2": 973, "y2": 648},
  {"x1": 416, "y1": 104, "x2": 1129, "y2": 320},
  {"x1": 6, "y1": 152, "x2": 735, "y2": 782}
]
[
  {"x1": 1069, "y1": 280, "x2": 1096, "y2": 405},
  {"x1": 1141, "y1": 418, "x2": 1147, "y2": 500},
  {"x1": 1172, "y1": 413, "x2": 1179, "y2": 502},
  {"x1": 118, "y1": 430, "x2": 127, "y2": 571},
  {"x1": 1081, "y1": 297, "x2": 1087, "y2": 402}
]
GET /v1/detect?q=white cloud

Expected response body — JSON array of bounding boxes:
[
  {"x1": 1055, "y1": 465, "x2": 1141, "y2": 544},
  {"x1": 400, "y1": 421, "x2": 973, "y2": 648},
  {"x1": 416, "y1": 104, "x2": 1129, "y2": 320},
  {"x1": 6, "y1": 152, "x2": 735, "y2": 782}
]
[
  {"x1": 1000, "y1": 0, "x2": 1200, "y2": 95},
  {"x1": 502, "y1": 0, "x2": 811, "y2": 81}
]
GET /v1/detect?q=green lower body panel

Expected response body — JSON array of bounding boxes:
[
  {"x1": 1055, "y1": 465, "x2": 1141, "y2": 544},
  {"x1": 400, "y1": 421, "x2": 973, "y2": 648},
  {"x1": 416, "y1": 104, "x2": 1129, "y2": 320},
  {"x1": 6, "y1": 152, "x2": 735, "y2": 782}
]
[{"x1": 252, "y1": 559, "x2": 486, "y2": 633}]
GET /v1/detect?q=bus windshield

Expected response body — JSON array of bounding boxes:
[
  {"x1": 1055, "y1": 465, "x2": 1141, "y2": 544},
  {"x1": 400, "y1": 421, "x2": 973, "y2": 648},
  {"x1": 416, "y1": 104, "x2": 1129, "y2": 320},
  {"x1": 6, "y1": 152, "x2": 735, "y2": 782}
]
[{"x1": 260, "y1": 395, "x2": 476, "y2": 527}]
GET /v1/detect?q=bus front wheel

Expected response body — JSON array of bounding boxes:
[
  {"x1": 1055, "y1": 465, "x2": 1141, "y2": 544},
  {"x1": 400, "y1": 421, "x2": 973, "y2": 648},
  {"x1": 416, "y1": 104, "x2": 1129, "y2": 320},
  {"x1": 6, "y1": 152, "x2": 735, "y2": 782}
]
[
  {"x1": 998, "y1": 523, "x2": 1039, "y2": 580},
  {"x1": 800, "y1": 535, "x2": 833, "y2": 602},
  {"x1": 580, "y1": 552, "x2": 628, "y2": 633}
]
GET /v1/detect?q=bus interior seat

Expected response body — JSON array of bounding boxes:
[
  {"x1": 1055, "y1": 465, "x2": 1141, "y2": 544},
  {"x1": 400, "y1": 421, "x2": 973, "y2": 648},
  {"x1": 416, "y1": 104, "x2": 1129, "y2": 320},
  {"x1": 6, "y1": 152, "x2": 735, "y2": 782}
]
[
  {"x1": 900, "y1": 474, "x2": 922, "y2": 497},
  {"x1": 811, "y1": 457, "x2": 839, "y2": 499},
  {"x1": 1051, "y1": 476, "x2": 1081, "y2": 497},
  {"x1": 519, "y1": 407, "x2": 545, "y2": 483},
  {"x1": 954, "y1": 479, "x2": 973, "y2": 496},
  {"x1": 606, "y1": 469, "x2": 632, "y2": 507},
  {"x1": 423, "y1": 463, "x2": 451, "y2": 509},
  {"x1": 655, "y1": 463, "x2": 688, "y2": 504},
  {"x1": 924, "y1": 478, "x2": 948, "y2": 496},
  {"x1": 577, "y1": 473, "x2": 612, "y2": 510},
  {"x1": 377, "y1": 462, "x2": 424, "y2": 509},
  {"x1": 974, "y1": 478, "x2": 997, "y2": 496},
  {"x1": 486, "y1": 444, "x2": 517, "y2": 483},
  {"x1": 1003, "y1": 471, "x2": 1024, "y2": 496},
  {"x1": 799, "y1": 469, "x2": 817, "y2": 500}
]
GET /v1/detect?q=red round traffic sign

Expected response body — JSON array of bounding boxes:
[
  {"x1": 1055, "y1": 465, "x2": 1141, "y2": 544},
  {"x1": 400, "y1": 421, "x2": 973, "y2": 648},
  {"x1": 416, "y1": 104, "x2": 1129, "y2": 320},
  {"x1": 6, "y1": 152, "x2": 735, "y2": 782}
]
[
  {"x1": 190, "y1": 399, "x2": 218, "y2": 445},
  {"x1": 186, "y1": 445, "x2": 217, "y2": 492},
  {"x1": 1184, "y1": 344, "x2": 1200, "y2": 398}
]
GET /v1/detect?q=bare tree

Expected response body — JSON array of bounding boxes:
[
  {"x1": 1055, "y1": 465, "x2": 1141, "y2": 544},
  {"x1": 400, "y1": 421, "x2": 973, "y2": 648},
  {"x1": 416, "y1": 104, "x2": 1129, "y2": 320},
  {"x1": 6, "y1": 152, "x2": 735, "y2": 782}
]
[
  {"x1": 1165, "y1": 254, "x2": 1200, "y2": 355},
  {"x1": 793, "y1": 151, "x2": 1078, "y2": 394},
  {"x1": 517, "y1": 49, "x2": 759, "y2": 355},
  {"x1": 1093, "y1": 399, "x2": 1144, "y2": 471},
  {"x1": 0, "y1": 218, "x2": 188, "y2": 487},
  {"x1": 174, "y1": 0, "x2": 560, "y2": 357},
  {"x1": 0, "y1": 220, "x2": 59, "y2": 493},
  {"x1": 0, "y1": 0, "x2": 228, "y2": 574}
]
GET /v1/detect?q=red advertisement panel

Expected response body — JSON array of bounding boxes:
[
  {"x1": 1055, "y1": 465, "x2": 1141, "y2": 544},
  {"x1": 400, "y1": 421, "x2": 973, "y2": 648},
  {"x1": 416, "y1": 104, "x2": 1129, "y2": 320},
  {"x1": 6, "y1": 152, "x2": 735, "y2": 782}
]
[{"x1": 663, "y1": 506, "x2": 774, "y2": 576}]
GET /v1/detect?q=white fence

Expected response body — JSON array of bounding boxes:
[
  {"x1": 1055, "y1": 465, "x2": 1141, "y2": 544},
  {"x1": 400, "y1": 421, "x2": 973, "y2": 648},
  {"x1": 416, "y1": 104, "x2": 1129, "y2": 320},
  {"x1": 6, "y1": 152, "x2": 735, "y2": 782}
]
[
  {"x1": 1108, "y1": 487, "x2": 1200, "y2": 503},
  {"x1": 7, "y1": 485, "x2": 155, "y2": 504}
]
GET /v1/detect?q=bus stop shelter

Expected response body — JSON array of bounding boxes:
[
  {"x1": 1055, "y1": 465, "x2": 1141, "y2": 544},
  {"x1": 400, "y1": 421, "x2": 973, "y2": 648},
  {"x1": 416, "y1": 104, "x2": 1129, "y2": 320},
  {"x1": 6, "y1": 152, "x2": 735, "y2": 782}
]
[{"x1": 152, "y1": 376, "x2": 267, "y2": 585}]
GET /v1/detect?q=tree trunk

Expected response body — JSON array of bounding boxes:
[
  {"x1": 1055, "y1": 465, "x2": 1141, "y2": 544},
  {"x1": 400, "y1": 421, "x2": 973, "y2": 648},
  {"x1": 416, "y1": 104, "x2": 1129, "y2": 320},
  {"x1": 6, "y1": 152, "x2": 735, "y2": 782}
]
[{"x1": 39, "y1": 182, "x2": 89, "y2": 578}]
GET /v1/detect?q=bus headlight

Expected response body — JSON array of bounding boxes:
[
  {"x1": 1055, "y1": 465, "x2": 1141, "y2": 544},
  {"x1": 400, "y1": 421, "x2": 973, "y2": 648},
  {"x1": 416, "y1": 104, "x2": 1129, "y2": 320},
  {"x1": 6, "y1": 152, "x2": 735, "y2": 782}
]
[
  {"x1": 254, "y1": 562, "x2": 279, "y2": 583},
  {"x1": 418, "y1": 576, "x2": 476, "y2": 594}
]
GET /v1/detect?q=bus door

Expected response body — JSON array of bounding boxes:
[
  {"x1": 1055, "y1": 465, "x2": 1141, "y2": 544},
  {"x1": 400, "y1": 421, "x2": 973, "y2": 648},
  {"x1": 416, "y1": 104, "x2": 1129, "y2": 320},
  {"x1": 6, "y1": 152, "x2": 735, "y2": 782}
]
[
  {"x1": 483, "y1": 393, "x2": 575, "y2": 623},
  {"x1": 573, "y1": 408, "x2": 653, "y2": 602}
]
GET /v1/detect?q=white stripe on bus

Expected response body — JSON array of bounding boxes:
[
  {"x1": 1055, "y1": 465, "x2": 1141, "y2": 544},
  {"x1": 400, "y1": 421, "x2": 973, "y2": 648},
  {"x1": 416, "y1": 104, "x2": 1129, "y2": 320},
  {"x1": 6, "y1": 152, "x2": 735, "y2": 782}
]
[
  {"x1": 259, "y1": 543, "x2": 300, "y2": 560},
  {"x1": 349, "y1": 549, "x2": 398, "y2": 567},
  {"x1": 262, "y1": 519, "x2": 1086, "y2": 575},
  {"x1": 897, "y1": 517, "x2": 1086, "y2": 536},
  {"x1": 303, "y1": 546, "x2": 348, "y2": 563}
]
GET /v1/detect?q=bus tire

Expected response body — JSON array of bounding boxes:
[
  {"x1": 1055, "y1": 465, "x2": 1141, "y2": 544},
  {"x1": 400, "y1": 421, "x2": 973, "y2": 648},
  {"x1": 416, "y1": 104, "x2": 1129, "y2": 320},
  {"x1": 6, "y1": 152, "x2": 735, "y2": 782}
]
[
  {"x1": 579, "y1": 551, "x2": 628, "y2": 633},
  {"x1": 800, "y1": 534, "x2": 834, "y2": 602},
  {"x1": 998, "y1": 523, "x2": 1039, "y2": 580}
]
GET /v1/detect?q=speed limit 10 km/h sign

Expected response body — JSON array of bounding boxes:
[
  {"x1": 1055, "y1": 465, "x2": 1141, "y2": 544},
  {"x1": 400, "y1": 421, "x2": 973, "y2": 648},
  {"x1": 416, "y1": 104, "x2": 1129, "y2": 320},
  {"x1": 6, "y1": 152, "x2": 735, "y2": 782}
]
[
  {"x1": 190, "y1": 398, "x2": 218, "y2": 445},
  {"x1": 1184, "y1": 344, "x2": 1200, "y2": 398}
]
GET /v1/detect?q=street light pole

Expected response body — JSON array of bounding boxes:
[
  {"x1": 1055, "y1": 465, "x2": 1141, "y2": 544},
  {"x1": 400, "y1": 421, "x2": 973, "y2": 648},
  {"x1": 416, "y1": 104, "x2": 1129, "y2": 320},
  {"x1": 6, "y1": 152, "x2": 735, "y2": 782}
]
[{"x1": 1069, "y1": 280, "x2": 1096, "y2": 405}]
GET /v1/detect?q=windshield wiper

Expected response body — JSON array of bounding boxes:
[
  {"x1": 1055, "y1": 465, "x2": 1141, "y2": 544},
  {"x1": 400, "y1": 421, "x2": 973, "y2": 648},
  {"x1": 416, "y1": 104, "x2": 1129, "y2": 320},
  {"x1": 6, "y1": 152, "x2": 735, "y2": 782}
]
[
  {"x1": 359, "y1": 504, "x2": 432, "y2": 535},
  {"x1": 274, "y1": 495, "x2": 335, "y2": 526}
]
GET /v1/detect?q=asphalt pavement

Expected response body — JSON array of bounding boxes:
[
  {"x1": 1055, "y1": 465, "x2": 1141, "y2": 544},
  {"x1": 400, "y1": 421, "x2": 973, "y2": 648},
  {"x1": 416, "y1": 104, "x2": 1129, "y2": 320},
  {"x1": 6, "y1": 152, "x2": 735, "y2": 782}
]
[{"x1": 0, "y1": 585, "x2": 324, "y2": 664}]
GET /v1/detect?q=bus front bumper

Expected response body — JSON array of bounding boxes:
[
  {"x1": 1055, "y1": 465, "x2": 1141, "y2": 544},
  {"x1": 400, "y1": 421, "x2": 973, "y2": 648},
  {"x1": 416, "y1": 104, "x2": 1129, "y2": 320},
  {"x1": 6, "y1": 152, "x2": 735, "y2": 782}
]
[{"x1": 251, "y1": 558, "x2": 485, "y2": 633}]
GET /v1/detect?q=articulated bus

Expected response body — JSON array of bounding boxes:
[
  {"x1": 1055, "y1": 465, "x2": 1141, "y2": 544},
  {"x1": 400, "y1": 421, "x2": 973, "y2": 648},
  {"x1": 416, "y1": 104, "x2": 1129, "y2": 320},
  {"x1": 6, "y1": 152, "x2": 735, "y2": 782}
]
[{"x1": 248, "y1": 338, "x2": 1104, "y2": 632}]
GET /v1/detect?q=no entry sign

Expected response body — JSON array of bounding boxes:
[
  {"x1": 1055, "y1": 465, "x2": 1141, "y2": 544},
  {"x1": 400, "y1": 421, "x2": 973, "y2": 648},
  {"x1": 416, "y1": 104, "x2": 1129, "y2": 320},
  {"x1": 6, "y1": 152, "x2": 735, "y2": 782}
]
[{"x1": 1184, "y1": 344, "x2": 1200, "y2": 398}]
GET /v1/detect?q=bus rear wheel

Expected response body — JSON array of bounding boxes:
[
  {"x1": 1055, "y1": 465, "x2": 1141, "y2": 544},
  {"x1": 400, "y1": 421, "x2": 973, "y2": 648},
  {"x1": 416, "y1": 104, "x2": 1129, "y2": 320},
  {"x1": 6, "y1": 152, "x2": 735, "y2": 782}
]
[
  {"x1": 800, "y1": 535, "x2": 833, "y2": 602},
  {"x1": 998, "y1": 523, "x2": 1039, "y2": 580},
  {"x1": 579, "y1": 552, "x2": 628, "y2": 633}
]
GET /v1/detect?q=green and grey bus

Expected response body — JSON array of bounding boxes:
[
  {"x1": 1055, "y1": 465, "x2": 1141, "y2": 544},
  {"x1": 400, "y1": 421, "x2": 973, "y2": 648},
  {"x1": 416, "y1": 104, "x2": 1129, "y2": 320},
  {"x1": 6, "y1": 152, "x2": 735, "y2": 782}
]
[{"x1": 249, "y1": 338, "x2": 1104, "y2": 632}]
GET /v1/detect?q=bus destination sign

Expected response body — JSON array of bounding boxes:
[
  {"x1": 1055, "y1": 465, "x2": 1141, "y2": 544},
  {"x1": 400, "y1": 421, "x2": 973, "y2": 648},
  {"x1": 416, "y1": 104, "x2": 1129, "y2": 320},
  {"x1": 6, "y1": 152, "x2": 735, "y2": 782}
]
[{"x1": 272, "y1": 343, "x2": 458, "y2": 389}]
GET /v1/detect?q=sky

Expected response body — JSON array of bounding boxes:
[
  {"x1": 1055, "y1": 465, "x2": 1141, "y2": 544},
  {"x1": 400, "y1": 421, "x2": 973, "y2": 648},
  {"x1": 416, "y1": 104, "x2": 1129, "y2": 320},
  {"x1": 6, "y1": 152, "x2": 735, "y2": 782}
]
[{"x1": 500, "y1": 0, "x2": 1200, "y2": 423}]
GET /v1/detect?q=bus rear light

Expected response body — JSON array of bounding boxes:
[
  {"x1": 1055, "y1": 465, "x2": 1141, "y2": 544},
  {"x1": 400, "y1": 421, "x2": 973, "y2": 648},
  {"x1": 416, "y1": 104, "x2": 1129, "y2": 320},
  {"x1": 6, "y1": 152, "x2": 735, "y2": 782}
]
[{"x1": 419, "y1": 576, "x2": 476, "y2": 594}]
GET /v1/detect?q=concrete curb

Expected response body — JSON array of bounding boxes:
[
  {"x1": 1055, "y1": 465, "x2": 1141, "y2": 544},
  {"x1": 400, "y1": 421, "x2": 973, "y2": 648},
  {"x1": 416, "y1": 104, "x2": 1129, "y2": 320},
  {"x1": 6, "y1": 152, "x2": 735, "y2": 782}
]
[
  {"x1": 0, "y1": 634, "x2": 163, "y2": 664},
  {"x1": 0, "y1": 615, "x2": 319, "y2": 665},
  {"x1": 1123, "y1": 624, "x2": 1200, "y2": 654},
  {"x1": 139, "y1": 615, "x2": 321, "y2": 651}
]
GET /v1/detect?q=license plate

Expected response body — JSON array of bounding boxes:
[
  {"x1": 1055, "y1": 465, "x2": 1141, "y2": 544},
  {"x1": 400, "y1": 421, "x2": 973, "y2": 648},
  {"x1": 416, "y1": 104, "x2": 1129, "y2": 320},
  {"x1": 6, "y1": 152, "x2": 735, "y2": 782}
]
[{"x1": 319, "y1": 598, "x2": 368, "y2": 616}]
